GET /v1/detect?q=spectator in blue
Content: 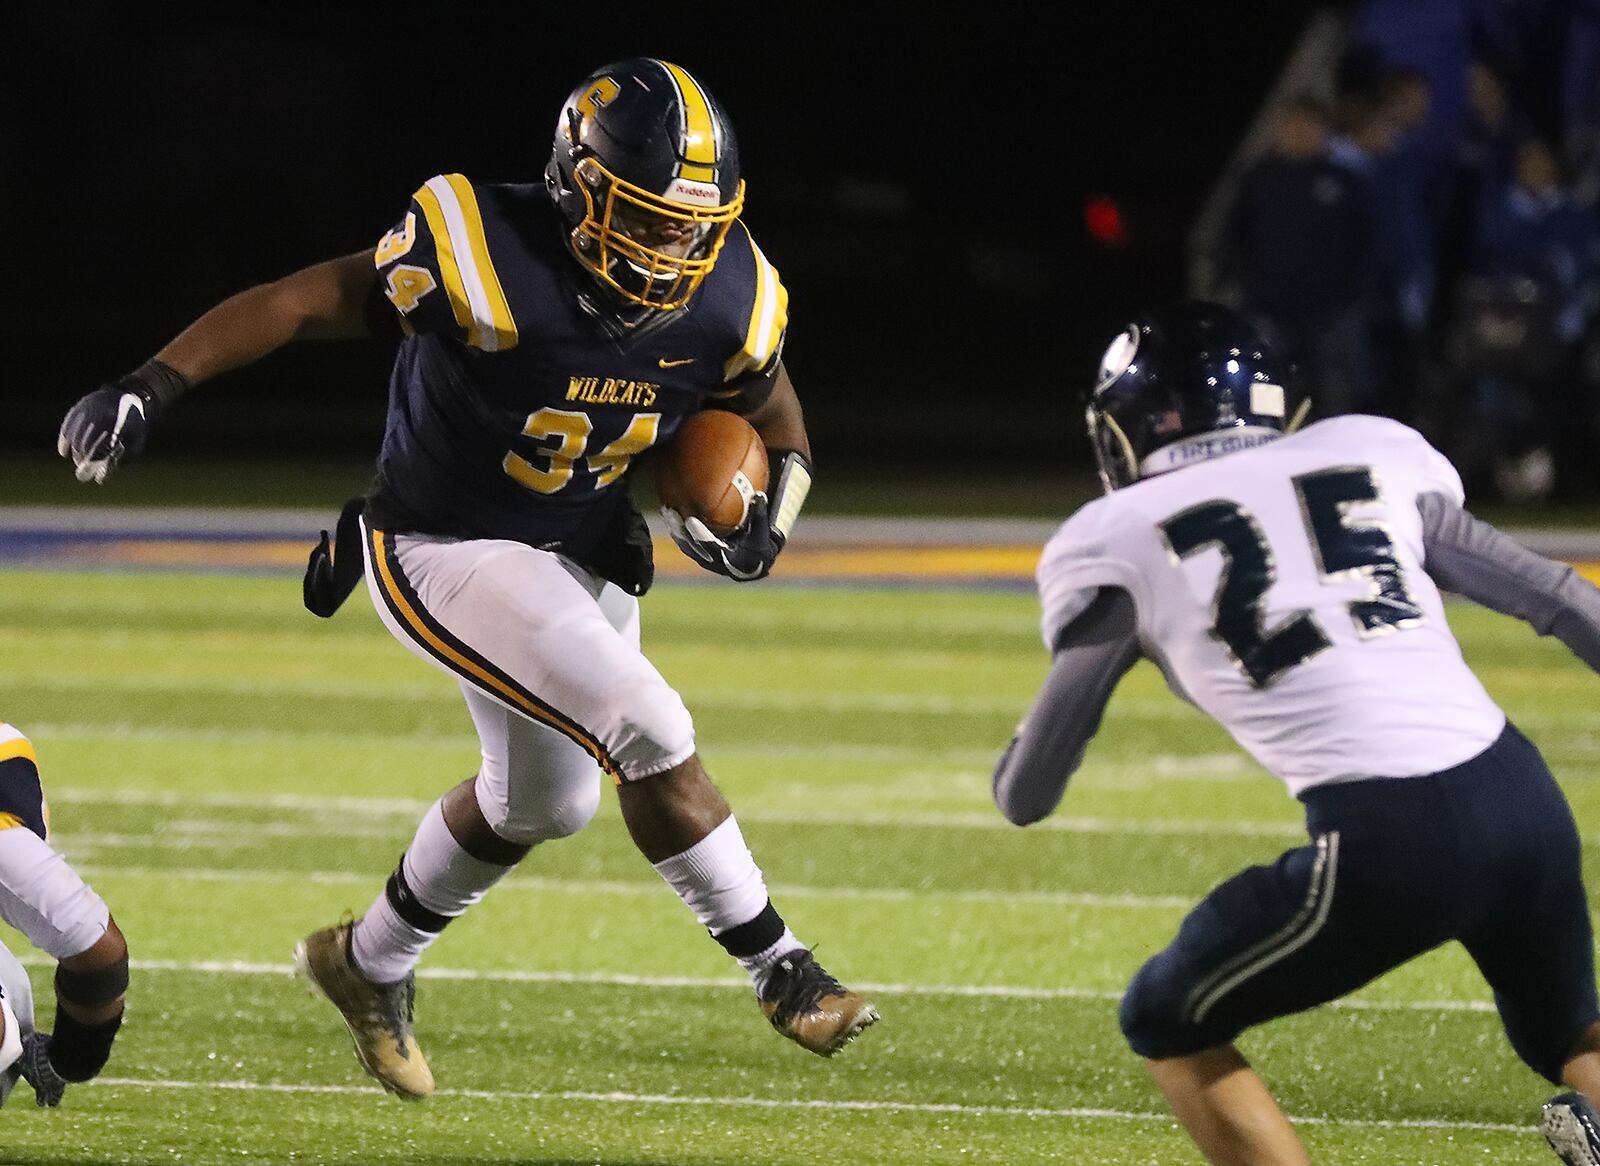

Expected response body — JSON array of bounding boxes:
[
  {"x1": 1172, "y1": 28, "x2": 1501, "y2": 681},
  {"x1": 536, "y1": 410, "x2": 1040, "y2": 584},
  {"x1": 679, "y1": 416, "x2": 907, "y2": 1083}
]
[
  {"x1": 1368, "y1": 66, "x2": 1441, "y2": 420},
  {"x1": 1451, "y1": 138, "x2": 1597, "y2": 497},
  {"x1": 1473, "y1": 139, "x2": 1593, "y2": 332},
  {"x1": 1440, "y1": 63, "x2": 1527, "y2": 288},
  {"x1": 1221, "y1": 97, "x2": 1390, "y2": 418}
]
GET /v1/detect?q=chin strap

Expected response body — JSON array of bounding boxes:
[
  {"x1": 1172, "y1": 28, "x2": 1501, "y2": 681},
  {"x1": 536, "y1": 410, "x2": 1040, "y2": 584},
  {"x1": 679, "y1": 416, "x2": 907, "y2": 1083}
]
[{"x1": 768, "y1": 451, "x2": 813, "y2": 540}]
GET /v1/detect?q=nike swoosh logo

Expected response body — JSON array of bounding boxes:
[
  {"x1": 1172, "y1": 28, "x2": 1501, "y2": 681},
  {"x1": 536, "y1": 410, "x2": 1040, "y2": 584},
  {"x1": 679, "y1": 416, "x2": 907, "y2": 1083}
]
[{"x1": 658, "y1": 357, "x2": 696, "y2": 369}]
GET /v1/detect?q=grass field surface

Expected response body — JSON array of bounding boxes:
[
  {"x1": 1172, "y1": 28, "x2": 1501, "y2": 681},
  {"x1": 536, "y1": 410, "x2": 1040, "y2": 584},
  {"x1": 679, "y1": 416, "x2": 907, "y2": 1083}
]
[{"x1": 3, "y1": 567, "x2": 1598, "y2": 1163}]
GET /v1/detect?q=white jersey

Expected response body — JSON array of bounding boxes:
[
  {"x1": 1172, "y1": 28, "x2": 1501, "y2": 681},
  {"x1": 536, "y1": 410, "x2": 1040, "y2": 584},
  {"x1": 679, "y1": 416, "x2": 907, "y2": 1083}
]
[{"x1": 1037, "y1": 415, "x2": 1506, "y2": 795}]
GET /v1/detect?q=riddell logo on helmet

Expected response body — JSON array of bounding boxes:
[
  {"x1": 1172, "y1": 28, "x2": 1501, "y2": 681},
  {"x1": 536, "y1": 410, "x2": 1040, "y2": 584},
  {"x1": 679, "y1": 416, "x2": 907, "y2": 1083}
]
[{"x1": 665, "y1": 178, "x2": 721, "y2": 207}]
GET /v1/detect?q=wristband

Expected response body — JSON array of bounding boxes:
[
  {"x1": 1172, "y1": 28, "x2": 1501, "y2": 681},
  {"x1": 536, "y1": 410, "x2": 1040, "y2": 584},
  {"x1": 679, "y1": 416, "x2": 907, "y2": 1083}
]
[
  {"x1": 767, "y1": 451, "x2": 812, "y2": 540},
  {"x1": 119, "y1": 358, "x2": 193, "y2": 410}
]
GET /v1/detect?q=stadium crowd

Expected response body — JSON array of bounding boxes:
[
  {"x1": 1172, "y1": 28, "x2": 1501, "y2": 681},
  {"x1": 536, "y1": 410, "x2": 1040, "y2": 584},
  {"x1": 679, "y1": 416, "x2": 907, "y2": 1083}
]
[{"x1": 1216, "y1": 0, "x2": 1600, "y2": 502}]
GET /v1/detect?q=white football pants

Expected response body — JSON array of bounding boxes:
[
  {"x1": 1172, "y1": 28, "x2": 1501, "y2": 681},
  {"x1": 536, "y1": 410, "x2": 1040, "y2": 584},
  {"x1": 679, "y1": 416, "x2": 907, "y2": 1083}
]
[{"x1": 362, "y1": 521, "x2": 696, "y2": 844}]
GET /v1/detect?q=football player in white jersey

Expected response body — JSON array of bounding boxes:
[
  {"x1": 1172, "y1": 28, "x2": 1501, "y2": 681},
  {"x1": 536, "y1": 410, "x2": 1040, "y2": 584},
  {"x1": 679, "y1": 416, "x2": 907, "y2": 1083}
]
[
  {"x1": 0, "y1": 724, "x2": 129, "y2": 1108},
  {"x1": 994, "y1": 302, "x2": 1600, "y2": 1165}
]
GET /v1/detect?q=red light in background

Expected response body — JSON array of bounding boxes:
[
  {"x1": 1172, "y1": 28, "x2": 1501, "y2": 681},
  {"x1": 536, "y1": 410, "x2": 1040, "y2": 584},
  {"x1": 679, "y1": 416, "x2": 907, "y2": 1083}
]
[{"x1": 1084, "y1": 194, "x2": 1127, "y2": 247}]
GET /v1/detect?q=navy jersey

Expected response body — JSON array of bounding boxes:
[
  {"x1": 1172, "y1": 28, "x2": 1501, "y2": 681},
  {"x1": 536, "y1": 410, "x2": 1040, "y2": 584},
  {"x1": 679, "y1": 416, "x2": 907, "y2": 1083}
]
[{"x1": 365, "y1": 174, "x2": 788, "y2": 566}]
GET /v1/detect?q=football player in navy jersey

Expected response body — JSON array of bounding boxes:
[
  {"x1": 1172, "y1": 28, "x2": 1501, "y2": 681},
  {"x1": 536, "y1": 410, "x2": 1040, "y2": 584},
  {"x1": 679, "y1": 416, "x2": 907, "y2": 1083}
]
[{"x1": 58, "y1": 58, "x2": 876, "y2": 1099}]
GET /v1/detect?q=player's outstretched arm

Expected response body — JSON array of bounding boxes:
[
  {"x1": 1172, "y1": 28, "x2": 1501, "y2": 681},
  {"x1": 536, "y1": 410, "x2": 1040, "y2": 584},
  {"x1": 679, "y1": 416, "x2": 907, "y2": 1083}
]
[
  {"x1": 1418, "y1": 492, "x2": 1600, "y2": 672},
  {"x1": 58, "y1": 250, "x2": 386, "y2": 483},
  {"x1": 993, "y1": 588, "x2": 1141, "y2": 826}
]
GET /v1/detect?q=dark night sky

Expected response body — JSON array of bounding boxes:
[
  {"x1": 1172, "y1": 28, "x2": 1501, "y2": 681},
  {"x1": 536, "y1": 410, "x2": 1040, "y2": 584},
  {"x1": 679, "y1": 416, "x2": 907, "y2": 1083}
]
[{"x1": 2, "y1": 2, "x2": 1322, "y2": 471}]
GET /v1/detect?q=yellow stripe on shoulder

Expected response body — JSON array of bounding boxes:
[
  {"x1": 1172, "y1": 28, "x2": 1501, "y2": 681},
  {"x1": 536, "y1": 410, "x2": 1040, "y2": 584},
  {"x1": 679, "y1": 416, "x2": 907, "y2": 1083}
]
[
  {"x1": 412, "y1": 178, "x2": 475, "y2": 339},
  {"x1": 722, "y1": 226, "x2": 788, "y2": 382},
  {"x1": 442, "y1": 175, "x2": 518, "y2": 352},
  {"x1": 0, "y1": 813, "x2": 23, "y2": 832},
  {"x1": 413, "y1": 175, "x2": 518, "y2": 353}
]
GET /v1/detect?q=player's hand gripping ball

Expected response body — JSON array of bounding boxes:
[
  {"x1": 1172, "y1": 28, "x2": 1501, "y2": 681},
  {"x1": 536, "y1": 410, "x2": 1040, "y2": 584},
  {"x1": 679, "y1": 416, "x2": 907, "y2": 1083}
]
[
  {"x1": 656, "y1": 409, "x2": 769, "y2": 535},
  {"x1": 657, "y1": 410, "x2": 782, "y2": 580}
]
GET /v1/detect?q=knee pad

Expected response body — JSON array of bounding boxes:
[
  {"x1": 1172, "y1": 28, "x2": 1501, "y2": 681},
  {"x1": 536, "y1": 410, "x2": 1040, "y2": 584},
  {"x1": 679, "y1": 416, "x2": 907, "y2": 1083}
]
[
  {"x1": 478, "y1": 771, "x2": 601, "y2": 846},
  {"x1": 1119, "y1": 954, "x2": 1203, "y2": 1060}
]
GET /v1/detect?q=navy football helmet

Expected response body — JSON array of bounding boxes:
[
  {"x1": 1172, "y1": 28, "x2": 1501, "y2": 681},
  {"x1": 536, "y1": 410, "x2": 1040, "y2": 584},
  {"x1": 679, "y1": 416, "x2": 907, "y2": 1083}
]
[
  {"x1": 1087, "y1": 302, "x2": 1302, "y2": 491},
  {"x1": 546, "y1": 58, "x2": 744, "y2": 312}
]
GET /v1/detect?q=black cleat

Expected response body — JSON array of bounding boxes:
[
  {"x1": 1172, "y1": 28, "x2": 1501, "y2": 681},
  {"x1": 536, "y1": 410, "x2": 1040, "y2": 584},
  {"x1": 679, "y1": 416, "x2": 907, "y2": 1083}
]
[{"x1": 757, "y1": 949, "x2": 879, "y2": 1057}]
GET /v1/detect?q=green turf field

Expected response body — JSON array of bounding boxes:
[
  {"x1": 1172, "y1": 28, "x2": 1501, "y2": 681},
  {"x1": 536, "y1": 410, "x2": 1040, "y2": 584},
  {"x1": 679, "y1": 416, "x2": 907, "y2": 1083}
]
[{"x1": 3, "y1": 568, "x2": 1598, "y2": 1163}]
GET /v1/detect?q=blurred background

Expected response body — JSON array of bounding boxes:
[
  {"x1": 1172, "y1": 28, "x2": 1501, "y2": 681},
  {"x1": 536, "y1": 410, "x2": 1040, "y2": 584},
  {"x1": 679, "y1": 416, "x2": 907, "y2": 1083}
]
[{"x1": 3, "y1": 0, "x2": 1598, "y2": 510}]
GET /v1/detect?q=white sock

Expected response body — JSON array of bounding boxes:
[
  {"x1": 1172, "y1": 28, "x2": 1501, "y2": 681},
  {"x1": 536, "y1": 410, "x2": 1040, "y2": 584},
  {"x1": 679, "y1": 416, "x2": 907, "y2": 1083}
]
[
  {"x1": 350, "y1": 798, "x2": 515, "y2": 984},
  {"x1": 651, "y1": 816, "x2": 804, "y2": 987}
]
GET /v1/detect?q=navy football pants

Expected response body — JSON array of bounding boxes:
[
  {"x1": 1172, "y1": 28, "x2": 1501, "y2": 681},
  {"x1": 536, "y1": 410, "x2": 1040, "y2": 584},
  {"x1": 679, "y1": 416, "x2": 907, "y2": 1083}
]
[{"x1": 1119, "y1": 723, "x2": 1599, "y2": 1082}]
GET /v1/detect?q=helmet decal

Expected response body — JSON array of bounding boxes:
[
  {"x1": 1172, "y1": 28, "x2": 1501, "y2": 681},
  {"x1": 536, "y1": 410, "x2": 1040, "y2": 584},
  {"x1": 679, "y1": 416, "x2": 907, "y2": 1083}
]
[
  {"x1": 662, "y1": 176, "x2": 722, "y2": 207},
  {"x1": 574, "y1": 77, "x2": 621, "y2": 136},
  {"x1": 1097, "y1": 326, "x2": 1140, "y2": 394},
  {"x1": 1250, "y1": 382, "x2": 1285, "y2": 417}
]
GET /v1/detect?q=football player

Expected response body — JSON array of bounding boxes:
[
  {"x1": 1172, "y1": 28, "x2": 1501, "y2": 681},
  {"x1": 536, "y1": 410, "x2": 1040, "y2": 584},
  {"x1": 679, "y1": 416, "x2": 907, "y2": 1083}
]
[
  {"x1": 57, "y1": 58, "x2": 875, "y2": 1100},
  {"x1": 0, "y1": 723, "x2": 129, "y2": 1108},
  {"x1": 993, "y1": 302, "x2": 1600, "y2": 1165}
]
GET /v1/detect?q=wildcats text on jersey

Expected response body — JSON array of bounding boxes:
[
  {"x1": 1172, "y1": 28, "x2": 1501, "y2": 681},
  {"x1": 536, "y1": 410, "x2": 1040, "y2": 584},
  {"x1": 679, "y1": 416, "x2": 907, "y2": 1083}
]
[{"x1": 565, "y1": 378, "x2": 660, "y2": 407}]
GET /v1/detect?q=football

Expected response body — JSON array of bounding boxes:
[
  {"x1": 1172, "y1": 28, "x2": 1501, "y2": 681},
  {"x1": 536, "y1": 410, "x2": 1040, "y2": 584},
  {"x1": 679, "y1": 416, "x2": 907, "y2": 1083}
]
[{"x1": 655, "y1": 409, "x2": 769, "y2": 536}]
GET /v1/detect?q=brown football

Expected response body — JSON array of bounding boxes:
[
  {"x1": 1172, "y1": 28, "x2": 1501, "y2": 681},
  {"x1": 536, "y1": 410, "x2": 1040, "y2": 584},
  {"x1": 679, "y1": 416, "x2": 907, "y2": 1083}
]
[{"x1": 656, "y1": 409, "x2": 770, "y2": 536}]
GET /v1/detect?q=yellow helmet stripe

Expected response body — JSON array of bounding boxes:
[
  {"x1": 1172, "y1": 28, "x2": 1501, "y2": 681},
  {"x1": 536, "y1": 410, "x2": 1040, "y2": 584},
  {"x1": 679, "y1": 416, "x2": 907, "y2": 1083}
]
[
  {"x1": 724, "y1": 227, "x2": 788, "y2": 380},
  {"x1": 657, "y1": 60, "x2": 717, "y2": 184},
  {"x1": 416, "y1": 175, "x2": 519, "y2": 352}
]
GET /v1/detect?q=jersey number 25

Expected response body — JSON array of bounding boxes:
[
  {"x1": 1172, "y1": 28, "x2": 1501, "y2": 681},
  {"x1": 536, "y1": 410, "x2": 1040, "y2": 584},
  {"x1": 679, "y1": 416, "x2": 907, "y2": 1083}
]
[{"x1": 1160, "y1": 466, "x2": 1424, "y2": 687}]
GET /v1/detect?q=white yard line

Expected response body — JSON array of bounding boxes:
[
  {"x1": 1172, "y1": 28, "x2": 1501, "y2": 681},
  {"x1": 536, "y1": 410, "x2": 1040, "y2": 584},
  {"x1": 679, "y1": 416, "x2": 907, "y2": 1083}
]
[
  {"x1": 81, "y1": 1074, "x2": 1531, "y2": 1134},
  {"x1": 16, "y1": 673, "x2": 1051, "y2": 716},
  {"x1": 15, "y1": 955, "x2": 1497, "y2": 1015},
  {"x1": 64, "y1": 862, "x2": 1196, "y2": 910},
  {"x1": 47, "y1": 783, "x2": 1308, "y2": 839}
]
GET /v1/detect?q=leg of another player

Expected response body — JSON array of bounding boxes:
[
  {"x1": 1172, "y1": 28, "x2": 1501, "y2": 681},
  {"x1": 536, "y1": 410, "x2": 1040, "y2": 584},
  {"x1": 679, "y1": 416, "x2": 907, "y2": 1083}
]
[
  {"x1": 1561, "y1": 1022, "x2": 1600, "y2": 1101},
  {"x1": 618, "y1": 753, "x2": 879, "y2": 1057},
  {"x1": 1145, "y1": 1045, "x2": 1311, "y2": 1166},
  {"x1": 40, "y1": 917, "x2": 129, "y2": 1093}
]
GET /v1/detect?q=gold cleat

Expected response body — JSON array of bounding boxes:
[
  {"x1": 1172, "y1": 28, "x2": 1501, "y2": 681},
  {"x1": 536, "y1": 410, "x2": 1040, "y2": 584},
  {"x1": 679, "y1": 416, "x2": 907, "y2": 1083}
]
[
  {"x1": 293, "y1": 918, "x2": 435, "y2": 1100},
  {"x1": 758, "y1": 949, "x2": 879, "y2": 1057}
]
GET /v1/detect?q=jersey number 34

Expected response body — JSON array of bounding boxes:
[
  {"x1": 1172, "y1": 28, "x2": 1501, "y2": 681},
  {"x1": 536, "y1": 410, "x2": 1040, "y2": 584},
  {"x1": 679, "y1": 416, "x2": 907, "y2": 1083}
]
[{"x1": 1160, "y1": 466, "x2": 1424, "y2": 687}]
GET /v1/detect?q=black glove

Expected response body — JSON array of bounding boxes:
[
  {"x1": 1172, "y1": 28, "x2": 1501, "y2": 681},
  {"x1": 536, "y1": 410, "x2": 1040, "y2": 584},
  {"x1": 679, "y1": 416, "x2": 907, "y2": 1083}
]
[
  {"x1": 57, "y1": 359, "x2": 191, "y2": 484},
  {"x1": 662, "y1": 493, "x2": 785, "y2": 582},
  {"x1": 303, "y1": 497, "x2": 369, "y2": 617},
  {"x1": 18, "y1": 1033, "x2": 67, "y2": 1108}
]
